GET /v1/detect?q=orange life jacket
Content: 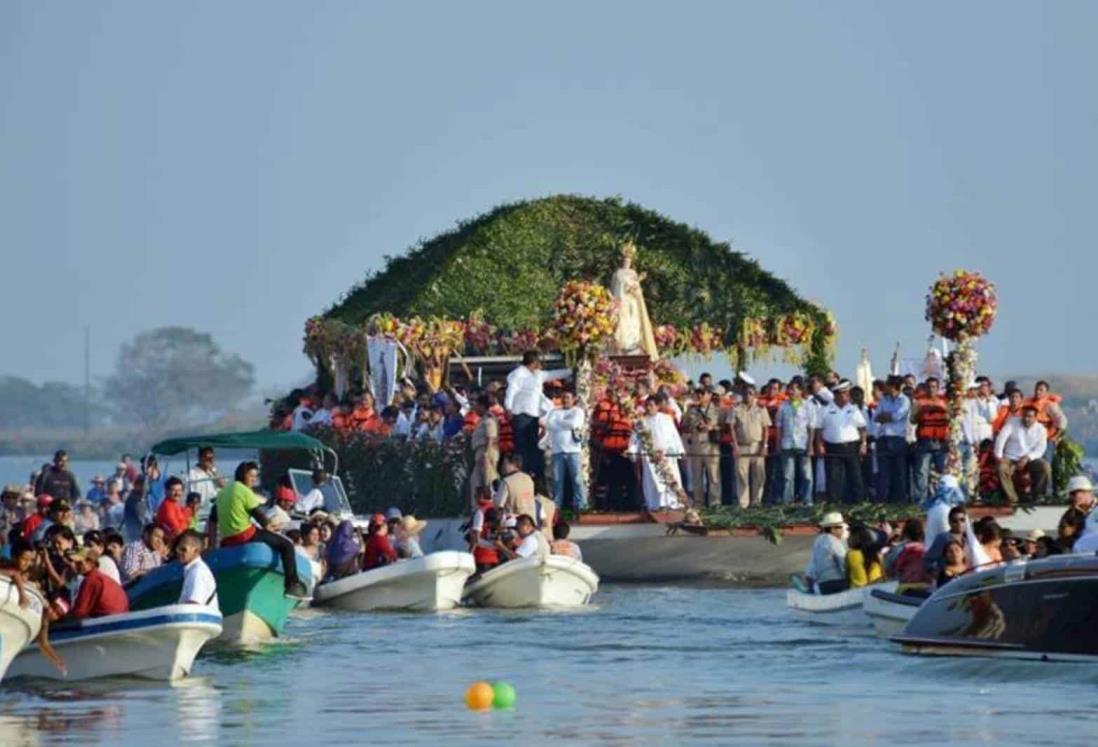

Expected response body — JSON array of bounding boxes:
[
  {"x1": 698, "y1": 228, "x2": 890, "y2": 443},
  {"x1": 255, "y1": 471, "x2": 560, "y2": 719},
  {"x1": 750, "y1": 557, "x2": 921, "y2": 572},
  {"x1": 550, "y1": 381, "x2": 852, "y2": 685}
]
[
  {"x1": 463, "y1": 411, "x2": 480, "y2": 434},
  {"x1": 489, "y1": 404, "x2": 514, "y2": 454},
  {"x1": 593, "y1": 398, "x2": 632, "y2": 453},
  {"x1": 351, "y1": 406, "x2": 375, "y2": 429},
  {"x1": 472, "y1": 511, "x2": 499, "y2": 567},
  {"x1": 915, "y1": 395, "x2": 949, "y2": 441},
  {"x1": 1024, "y1": 394, "x2": 1063, "y2": 440},
  {"x1": 992, "y1": 405, "x2": 1021, "y2": 434}
]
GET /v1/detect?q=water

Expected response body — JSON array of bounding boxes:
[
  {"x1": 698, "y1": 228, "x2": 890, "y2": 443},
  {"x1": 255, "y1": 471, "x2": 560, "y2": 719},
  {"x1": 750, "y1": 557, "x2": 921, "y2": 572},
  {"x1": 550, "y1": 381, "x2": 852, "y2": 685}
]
[{"x1": 2, "y1": 586, "x2": 1097, "y2": 746}]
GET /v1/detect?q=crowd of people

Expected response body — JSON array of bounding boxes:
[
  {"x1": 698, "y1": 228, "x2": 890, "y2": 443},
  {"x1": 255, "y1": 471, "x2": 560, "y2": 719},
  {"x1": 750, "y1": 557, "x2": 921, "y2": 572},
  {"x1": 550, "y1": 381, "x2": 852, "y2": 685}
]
[
  {"x1": 802, "y1": 473, "x2": 1096, "y2": 596},
  {"x1": 276, "y1": 350, "x2": 1074, "y2": 512}
]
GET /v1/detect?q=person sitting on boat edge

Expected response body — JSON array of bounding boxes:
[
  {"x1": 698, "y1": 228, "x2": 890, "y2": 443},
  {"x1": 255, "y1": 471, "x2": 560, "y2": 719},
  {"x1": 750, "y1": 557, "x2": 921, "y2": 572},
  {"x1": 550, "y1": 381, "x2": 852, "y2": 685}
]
[
  {"x1": 363, "y1": 513, "x2": 398, "y2": 571},
  {"x1": 936, "y1": 538, "x2": 968, "y2": 588},
  {"x1": 845, "y1": 525, "x2": 883, "y2": 588},
  {"x1": 175, "y1": 530, "x2": 219, "y2": 612},
  {"x1": 1, "y1": 539, "x2": 66, "y2": 675},
  {"x1": 68, "y1": 547, "x2": 129, "y2": 620},
  {"x1": 120, "y1": 523, "x2": 166, "y2": 583},
  {"x1": 266, "y1": 482, "x2": 298, "y2": 533},
  {"x1": 803, "y1": 512, "x2": 848, "y2": 595},
  {"x1": 469, "y1": 505, "x2": 502, "y2": 574},
  {"x1": 923, "y1": 506, "x2": 968, "y2": 579},
  {"x1": 154, "y1": 477, "x2": 191, "y2": 543},
  {"x1": 497, "y1": 514, "x2": 549, "y2": 562},
  {"x1": 394, "y1": 516, "x2": 427, "y2": 559},
  {"x1": 212, "y1": 461, "x2": 310, "y2": 599},
  {"x1": 550, "y1": 521, "x2": 582, "y2": 561}
]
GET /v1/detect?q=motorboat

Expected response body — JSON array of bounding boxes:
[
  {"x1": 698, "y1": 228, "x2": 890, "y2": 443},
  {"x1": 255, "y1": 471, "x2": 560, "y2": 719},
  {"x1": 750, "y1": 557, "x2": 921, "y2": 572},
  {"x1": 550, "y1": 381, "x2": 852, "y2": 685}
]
[
  {"x1": 863, "y1": 586, "x2": 925, "y2": 638},
  {"x1": 462, "y1": 555, "x2": 599, "y2": 609},
  {"x1": 786, "y1": 575, "x2": 897, "y2": 621},
  {"x1": 7, "y1": 604, "x2": 222, "y2": 681},
  {"x1": 0, "y1": 577, "x2": 44, "y2": 683},
  {"x1": 313, "y1": 551, "x2": 476, "y2": 612},
  {"x1": 892, "y1": 555, "x2": 1098, "y2": 661},
  {"x1": 127, "y1": 544, "x2": 314, "y2": 645}
]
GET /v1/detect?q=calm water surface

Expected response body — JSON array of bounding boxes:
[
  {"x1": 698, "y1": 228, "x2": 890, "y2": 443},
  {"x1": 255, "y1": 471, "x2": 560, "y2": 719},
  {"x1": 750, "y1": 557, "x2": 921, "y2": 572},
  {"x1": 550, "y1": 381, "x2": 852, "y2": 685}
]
[{"x1": 2, "y1": 585, "x2": 1096, "y2": 746}]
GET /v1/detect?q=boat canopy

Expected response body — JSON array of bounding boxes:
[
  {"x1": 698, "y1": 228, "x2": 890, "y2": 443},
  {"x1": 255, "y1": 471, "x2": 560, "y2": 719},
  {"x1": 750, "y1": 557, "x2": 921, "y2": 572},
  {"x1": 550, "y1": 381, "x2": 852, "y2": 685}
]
[{"x1": 151, "y1": 430, "x2": 328, "y2": 455}]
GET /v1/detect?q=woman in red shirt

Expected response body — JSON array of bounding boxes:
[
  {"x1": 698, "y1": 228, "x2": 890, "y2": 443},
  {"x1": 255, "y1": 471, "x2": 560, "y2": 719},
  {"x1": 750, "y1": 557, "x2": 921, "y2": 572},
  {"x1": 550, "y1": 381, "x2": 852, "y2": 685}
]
[
  {"x1": 69, "y1": 548, "x2": 129, "y2": 619},
  {"x1": 155, "y1": 477, "x2": 191, "y2": 541},
  {"x1": 363, "y1": 513, "x2": 397, "y2": 570}
]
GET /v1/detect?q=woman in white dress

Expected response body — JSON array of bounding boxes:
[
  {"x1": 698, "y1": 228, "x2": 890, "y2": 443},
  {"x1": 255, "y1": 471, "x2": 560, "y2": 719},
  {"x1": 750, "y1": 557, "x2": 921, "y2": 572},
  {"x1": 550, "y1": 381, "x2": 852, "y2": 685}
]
[
  {"x1": 627, "y1": 396, "x2": 686, "y2": 511},
  {"x1": 610, "y1": 242, "x2": 659, "y2": 361}
]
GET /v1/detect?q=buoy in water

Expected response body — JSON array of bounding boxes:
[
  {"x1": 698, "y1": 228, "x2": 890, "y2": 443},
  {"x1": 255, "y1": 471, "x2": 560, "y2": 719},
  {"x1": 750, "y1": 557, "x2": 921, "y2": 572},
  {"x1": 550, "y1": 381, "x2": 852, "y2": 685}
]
[
  {"x1": 492, "y1": 681, "x2": 516, "y2": 709},
  {"x1": 465, "y1": 681, "x2": 495, "y2": 711}
]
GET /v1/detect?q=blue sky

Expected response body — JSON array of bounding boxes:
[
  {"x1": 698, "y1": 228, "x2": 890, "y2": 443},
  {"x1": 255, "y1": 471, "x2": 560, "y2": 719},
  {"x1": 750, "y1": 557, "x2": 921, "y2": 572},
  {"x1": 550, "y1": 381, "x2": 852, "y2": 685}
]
[{"x1": 2, "y1": 1, "x2": 1095, "y2": 391}]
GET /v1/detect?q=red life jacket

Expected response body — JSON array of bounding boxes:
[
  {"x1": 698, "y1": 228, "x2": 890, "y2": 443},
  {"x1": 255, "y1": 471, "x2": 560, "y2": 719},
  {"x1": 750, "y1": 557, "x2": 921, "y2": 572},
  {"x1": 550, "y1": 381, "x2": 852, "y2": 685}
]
[
  {"x1": 915, "y1": 396, "x2": 949, "y2": 441},
  {"x1": 1025, "y1": 394, "x2": 1063, "y2": 440},
  {"x1": 472, "y1": 519, "x2": 499, "y2": 567},
  {"x1": 490, "y1": 405, "x2": 514, "y2": 454},
  {"x1": 463, "y1": 411, "x2": 480, "y2": 434}
]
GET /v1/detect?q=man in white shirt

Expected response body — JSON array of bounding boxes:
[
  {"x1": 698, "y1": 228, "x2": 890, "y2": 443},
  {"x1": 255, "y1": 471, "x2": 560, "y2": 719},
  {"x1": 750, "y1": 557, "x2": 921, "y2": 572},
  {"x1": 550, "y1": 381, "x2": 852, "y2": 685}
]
[
  {"x1": 544, "y1": 391, "x2": 587, "y2": 511},
  {"x1": 186, "y1": 447, "x2": 225, "y2": 504},
  {"x1": 994, "y1": 406, "x2": 1051, "y2": 503},
  {"x1": 175, "y1": 530, "x2": 220, "y2": 612},
  {"x1": 814, "y1": 381, "x2": 868, "y2": 504},
  {"x1": 497, "y1": 514, "x2": 549, "y2": 562},
  {"x1": 776, "y1": 379, "x2": 813, "y2": 505},
  {"x1": 309, "y1": 393, "x2": 336, "y2": 429},
  {"x1": 299, "y1": 469, "x2": 340, "y2": 514},
  {"x1": 504, "y1": 351, "x2": 572, "y2": 487}
]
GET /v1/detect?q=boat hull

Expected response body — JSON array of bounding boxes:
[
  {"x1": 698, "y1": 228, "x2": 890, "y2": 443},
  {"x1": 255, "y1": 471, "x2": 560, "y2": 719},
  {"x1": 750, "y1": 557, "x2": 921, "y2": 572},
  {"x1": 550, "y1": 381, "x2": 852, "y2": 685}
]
[
  {"x1": 786, "y1": 581, "x2": 897, "y2": 624},
  {"x1": 314, "y1": 552, "x2": 475, "y2": 612},
  {"x1": 7, "y1": 605, "x2": 222, "y2": 681},
  {"x1": 893, "y1": 555, "x2": 1098, "y2": 661},
  {"x1": 863, "y1": 587, "x2": 923, "y2": 638},
  {"x1": 127, "y1": 544, "x2": 313, "y2": 645},
  {"x1": 462, "y1": 556, "x2": 599, "y2": 609},
  {"x1": 0, "y1": 578, "x2": 44, "y2": 683}
]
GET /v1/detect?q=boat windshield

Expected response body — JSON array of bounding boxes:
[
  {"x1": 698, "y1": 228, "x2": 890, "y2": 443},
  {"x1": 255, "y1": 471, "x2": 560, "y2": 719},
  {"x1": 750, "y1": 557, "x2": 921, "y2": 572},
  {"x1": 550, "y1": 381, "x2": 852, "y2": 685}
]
[{"x1": 287, "y1": 468, "x2": 354, "y2": 517}]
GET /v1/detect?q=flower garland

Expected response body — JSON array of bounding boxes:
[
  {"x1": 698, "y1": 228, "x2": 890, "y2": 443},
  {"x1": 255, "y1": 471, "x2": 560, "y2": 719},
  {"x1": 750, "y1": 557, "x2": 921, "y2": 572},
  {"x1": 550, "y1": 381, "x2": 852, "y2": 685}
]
[
  {"x1": 653, "y1": 324, "x2": 682, "y2": 357},
  {"x1": 925, "y1": 270, "x2": 998, "y2": 342},
  {"x1": 632, "y1": 418, "x2": 689, "y2": 505},
  {"x1": 552, "y1": 280, "x2": 618, "y2": 365},
  {"x1": 683, "y1": 323, "x2": 723, "y2": 358},
  {"x1": 463, "y1": 310, "x2": 495, "y2": 354}
]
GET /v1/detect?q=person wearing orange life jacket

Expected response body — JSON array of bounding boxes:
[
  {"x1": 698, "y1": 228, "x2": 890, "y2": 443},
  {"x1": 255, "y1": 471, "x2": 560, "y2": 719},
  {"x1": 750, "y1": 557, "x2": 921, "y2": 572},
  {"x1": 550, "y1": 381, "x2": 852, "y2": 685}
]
[
  {"x1": 912, "y1": 376, "x2": 949, "y2": 503},
  {"x1": 1025, "y1": 380, "x2": 1068, "y2": 464},
  {"x1": 467, "y1": 490, "x2": 501, "y2": 573},
  {"x1": 591, "y1": 389, "x2": 636, "y2": 510},
  {"x1": 992, "y1": 388, "x2": 1025, "y2": 435},
  {"x1": 349, "y1": 392, "x2": 378, "y2": 431},
  {"x1": 760, "y1": 379, "x2": 786, "y2": 503}
]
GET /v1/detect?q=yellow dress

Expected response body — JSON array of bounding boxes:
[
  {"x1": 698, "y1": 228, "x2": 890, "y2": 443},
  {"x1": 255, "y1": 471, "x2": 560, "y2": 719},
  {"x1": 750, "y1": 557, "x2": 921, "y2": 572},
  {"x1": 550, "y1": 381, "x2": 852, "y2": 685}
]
[{"x1": 846, "y1": 549, "x2": 883, "y2": 588}]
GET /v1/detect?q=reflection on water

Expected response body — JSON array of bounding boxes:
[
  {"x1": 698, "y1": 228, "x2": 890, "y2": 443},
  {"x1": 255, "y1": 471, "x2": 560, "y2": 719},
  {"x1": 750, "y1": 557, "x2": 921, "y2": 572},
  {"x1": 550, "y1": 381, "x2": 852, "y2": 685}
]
[{"x1": 3, "y1": 586, "x2": 1098, "y2": 745}]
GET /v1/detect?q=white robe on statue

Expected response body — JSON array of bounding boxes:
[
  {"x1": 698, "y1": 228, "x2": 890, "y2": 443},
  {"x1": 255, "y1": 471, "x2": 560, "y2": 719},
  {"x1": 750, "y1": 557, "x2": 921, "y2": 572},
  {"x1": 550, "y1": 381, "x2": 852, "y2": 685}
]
[
  {"x1": 610, "y1": 267, "x2": 659, "y2": 361},
  {"x1": 627, "y1": 412, "x2": 686, "y2": 510}
]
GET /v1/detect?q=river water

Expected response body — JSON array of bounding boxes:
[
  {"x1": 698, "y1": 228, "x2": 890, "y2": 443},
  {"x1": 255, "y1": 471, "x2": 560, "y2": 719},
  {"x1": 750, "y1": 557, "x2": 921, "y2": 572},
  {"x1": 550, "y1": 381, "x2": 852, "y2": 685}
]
[{"x1": 2, "y1": 584, "x2": 1096, "y2": 746}]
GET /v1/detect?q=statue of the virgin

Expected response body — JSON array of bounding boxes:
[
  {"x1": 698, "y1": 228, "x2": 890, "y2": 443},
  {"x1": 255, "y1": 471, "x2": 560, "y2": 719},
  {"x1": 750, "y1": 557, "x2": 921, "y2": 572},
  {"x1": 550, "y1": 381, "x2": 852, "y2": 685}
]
[{"x1": 610, "y1": 241, "x2": 659, "y2": 360}]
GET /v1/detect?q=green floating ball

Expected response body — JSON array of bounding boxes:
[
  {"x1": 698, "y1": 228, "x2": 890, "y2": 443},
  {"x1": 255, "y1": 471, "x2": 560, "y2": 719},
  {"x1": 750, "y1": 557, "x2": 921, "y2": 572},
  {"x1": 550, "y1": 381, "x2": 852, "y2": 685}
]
[{"x1": 492, "y1": 681, "x2": 516, "y2": 709}]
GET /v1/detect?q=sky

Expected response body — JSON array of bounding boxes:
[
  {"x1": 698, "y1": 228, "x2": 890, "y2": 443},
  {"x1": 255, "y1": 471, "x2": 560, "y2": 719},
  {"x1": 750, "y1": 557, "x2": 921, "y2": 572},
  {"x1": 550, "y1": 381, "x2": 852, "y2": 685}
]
[{"x1": 2, "y1": 1, "x2": 1096, "y2": 393}]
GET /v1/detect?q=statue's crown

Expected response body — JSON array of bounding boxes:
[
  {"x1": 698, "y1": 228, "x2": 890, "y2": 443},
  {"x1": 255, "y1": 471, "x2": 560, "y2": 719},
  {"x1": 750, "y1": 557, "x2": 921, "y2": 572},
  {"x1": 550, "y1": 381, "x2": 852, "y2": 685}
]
[{"x1": 620, "y1": 240, "x2": 637, "y2": 258}]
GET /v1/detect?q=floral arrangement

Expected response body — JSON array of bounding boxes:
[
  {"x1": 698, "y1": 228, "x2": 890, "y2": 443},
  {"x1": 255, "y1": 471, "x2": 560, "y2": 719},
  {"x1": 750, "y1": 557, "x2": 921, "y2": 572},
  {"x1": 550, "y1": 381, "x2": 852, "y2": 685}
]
[
  {"x1": 925, "y1": 270, "x2": 998, "y2": 341},
  {"x1": 552, "y1": 280, "x2": 618, "y2": 363},
  {"x1": 684, "y1": 323, "x2": 723, "y2": 357},
  {"x1": 654, "y1": 324, "x2": 681, "y2": 356},
  {"x1": 462, "y1": 311, "x2": 495, "y2": 354},
  {"x1": 739, "y1": 317, "x2": 769, "y2": 349},
  {"x1": 365, "y1": 312, "x2": 403, "y2": 339},
  {"x1": 631, "y1": 418, "x2": 689, "y2": 505},
  {"x1": 498, "y1": 327, "x2": 544, "y2": 355},
  {"x1": 774, "y1": 313, "x2": 813, "y2": 346},
  {"x1": 302, "y1": 316, "x2": 330, "y2": 363}
]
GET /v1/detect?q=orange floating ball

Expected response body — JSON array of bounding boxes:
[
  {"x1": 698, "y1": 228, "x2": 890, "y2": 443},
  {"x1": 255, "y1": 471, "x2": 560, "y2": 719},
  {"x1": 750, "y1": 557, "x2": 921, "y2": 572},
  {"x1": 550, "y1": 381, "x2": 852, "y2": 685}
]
[{"x1": 465, "y1": 681, "x2": 495, "y2": 711}]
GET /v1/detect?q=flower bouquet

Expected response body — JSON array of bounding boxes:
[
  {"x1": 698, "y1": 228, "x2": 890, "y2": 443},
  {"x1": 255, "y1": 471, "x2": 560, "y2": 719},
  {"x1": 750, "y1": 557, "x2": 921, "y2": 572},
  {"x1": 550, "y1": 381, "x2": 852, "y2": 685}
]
[
  {"x1": 552, "y1": 280, "x2": 618, "y2": 364},
  {"x1": 925, "y1": 270, "x2": 998, "y2": 341}
]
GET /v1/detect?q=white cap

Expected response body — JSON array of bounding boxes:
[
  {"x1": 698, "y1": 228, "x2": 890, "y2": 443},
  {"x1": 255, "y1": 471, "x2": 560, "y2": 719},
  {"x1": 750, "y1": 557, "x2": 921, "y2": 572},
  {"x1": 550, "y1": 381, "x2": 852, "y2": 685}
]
[
  {"x1": 737, "y1": 371, "x2": 756, "y2": 386},
  {"x1": 939, "y1": 474, "x2": 960, "y2": 490},
  {"x1": 1066, "y1": 475, "x2": 1095, "y2": 495},
  {"x1": 832, "y1": 379, "x2": 852, "y2": 393}
]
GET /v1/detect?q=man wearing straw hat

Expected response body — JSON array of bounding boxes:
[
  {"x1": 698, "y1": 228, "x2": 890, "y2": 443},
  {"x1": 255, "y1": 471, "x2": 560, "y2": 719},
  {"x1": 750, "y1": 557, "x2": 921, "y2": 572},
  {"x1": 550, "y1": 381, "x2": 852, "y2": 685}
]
[
  {"x1": 1065, "y1": 475, "x2": 1095, "y2": 514},
  {"x1": 803, "y1": 511, "x2": 848, "y2": 594}
]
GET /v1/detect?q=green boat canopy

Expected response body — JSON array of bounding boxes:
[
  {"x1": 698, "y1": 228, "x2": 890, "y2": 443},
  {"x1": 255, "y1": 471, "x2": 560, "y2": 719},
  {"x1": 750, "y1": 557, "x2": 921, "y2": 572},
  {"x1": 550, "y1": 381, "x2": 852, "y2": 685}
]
[{"x1": 150, "y1": 430, "x2": 330, "y2": 456}]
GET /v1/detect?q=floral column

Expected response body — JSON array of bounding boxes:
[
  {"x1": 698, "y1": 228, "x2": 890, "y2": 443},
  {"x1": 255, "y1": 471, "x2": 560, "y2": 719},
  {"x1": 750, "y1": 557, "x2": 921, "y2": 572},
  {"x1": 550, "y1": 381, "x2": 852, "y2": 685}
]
[
  {"x1": 553, "y1": 281, "x2": 618, "y2": 511},
  {"x1": 925, "y1": 271, "x2": 999, "y2": 493}
]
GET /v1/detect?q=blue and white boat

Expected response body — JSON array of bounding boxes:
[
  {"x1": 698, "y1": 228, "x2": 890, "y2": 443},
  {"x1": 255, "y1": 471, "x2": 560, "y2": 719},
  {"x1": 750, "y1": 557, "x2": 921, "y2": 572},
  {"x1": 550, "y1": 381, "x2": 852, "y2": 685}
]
[{"x1": 7, "y1": 604, "x2": 222, "y2": 681}]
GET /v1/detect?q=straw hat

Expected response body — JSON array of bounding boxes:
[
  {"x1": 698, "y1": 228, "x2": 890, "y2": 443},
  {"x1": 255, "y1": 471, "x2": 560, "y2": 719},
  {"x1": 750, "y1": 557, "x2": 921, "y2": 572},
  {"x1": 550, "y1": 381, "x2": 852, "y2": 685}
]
[
  {"x1": 1, "y1": 484, "x2": 22, "y2": 499},
  {"x1": 1024, "y1": 528, "x2": 1046, "y2": 543},
  {"x1": 819, "y1": 511, "x2": 845, "y2": 528},
  {"x1": 400, "y1": 515, "x2": 428, "y2": 535},
  {"x1": 1065, "y1": 475, "x2": 1094, "y2": 495}
]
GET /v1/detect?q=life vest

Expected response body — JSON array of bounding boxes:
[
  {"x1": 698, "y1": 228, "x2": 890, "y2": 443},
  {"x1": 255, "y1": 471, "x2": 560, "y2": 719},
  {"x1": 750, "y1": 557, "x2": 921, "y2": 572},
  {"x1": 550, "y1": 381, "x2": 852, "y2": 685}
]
[
  {"x1": 331, "y1": 407, "x2": 349, "y2": 430},
  {"x1": 489, "y1": 405, "x2": 514, "y2": 454},
  {"x1": 915, "y1": 395, "x2": 949, "y2": 441},
  {"x1": 473, "y1": 521, "x2": 499, "y2": 567},
  {"x1": 991, "y1": 405, "x2": 1021, "y2": 434},
  {"x1": 1025, "y1": 394, "x2": 1063, "y2": 440},
  {"x1": 977, "y1": 441, "x2": 1000, "y2": 496},
  {"x1": 592, "y1": 399, "x2": 632, "y2": 453},
  {"x1": 462, "y1": 410, "x2": 480, "y2": 434},
  {"x1": 351, "y1": 406, "x2": 376, "y2": 430}
]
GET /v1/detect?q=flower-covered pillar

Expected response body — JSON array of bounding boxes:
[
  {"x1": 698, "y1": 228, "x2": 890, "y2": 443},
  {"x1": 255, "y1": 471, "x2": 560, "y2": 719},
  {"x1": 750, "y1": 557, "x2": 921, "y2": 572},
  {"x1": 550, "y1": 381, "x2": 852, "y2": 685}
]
[
  {"x1": 925, "y1": 271, "x2": 998, "y2": 493},
  {"x1": 553, "y1": 281, "x2": 618, "y2": 511}
]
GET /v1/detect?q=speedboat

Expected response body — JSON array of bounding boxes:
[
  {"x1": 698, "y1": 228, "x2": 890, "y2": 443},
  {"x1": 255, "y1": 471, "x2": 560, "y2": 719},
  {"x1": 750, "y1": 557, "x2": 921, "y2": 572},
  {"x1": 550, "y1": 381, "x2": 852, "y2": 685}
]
[
  {"x1": 0, "y1": 577, "x2": 44, "y2": 682},
  {"x1": 313, "y1": 551, "x2": 476, "y2": 612},
  {"x1": 863, "y1": 586, "x2": 925, "y2": 638},
  {"x1": 786, "y1": 575, "x2": 897, "y2": 621},
  {"x1": 127, "y1": 544, "x2": 314, "y2": 645},
  {"x1": 892, "y1": 555, "x2": 1098, "y2": 661},
  {"x1": 7, "y1": 605, "x2": 222, "y2": 681},
  {"x1": 462, "y1": 555, "x2": 599, "y2": 609}
]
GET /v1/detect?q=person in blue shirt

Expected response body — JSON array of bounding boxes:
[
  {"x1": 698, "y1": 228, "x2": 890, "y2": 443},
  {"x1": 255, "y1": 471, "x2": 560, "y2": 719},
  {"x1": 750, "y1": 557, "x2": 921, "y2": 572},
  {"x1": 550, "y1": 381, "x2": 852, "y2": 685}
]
[
  {"x1": 85, "y1": 476, "x2": 107, "y2": 504},
  {"x1": 143, "y1": 456, "x2": 166, "y2": 513}
]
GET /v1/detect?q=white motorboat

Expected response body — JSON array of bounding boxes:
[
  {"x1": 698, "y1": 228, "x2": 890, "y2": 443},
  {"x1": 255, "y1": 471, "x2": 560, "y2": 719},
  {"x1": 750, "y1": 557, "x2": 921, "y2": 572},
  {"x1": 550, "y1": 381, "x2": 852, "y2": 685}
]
[
  {"x1": 313, "y1": 551, "x2": 476, "y2": 612},
  {"x1": 0, "y1": 577, "x2": 44, "y2": 683},
  {"x1": 786, "y1": 576, "x2": 897, "y2": 621},
  {"x1": 7, "y1": 604, "x2": 222, "y2": 681},
  {"x1": 863, "y1": 586, "x2": 925, "y2": 638},
  {"x1": 463, "y1": 555, "x2": 599, "y2": 609}
]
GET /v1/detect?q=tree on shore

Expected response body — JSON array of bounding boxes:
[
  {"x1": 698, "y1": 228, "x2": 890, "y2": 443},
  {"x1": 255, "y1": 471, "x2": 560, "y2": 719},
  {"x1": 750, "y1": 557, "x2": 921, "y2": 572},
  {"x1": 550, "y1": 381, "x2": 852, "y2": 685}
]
[{"x1": 103, "y1": 327, "x2": 254, "y2": 430}]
